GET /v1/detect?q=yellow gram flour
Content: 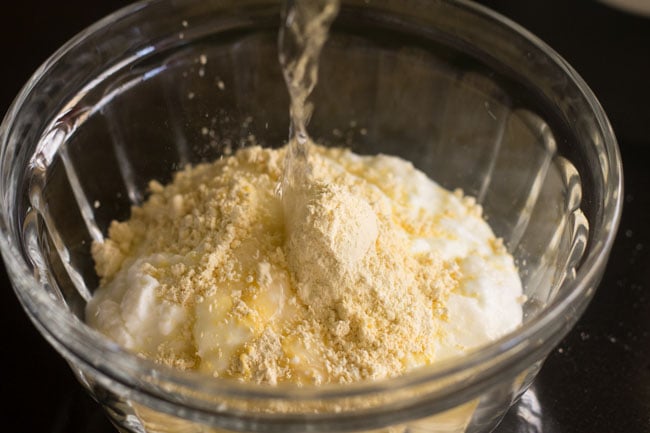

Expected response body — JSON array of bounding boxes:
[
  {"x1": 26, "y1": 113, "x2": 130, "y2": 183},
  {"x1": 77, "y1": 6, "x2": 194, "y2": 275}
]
[{"x1": 89, "y1": 143, "x2": 510, "y2": 385}]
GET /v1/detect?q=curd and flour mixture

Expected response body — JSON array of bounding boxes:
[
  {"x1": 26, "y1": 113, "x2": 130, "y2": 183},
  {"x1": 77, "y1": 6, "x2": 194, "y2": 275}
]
[
  {"x1": 85, "y1": 0, "x2": 523, "y2": 387},
  {"x1": 87, "y1": 143, "x2": 523, "y2": 385}
]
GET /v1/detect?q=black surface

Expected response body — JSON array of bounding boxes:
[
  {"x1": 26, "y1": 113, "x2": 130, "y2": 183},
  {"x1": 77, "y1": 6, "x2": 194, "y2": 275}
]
[{"x1": 1, "y1": 1, "x2": 649, "y2": 432}]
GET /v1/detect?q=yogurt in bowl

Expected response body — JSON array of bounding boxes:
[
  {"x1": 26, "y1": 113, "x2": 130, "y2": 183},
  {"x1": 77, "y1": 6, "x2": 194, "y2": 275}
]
[{"x1": 86, "y1": 143, "x2": 525, "y2": 387}]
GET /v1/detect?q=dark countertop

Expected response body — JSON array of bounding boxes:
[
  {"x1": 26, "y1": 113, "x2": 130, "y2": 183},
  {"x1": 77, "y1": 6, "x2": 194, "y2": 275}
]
[{"x1": 1, "y1": 1, "x2": 648, "y2": 432}]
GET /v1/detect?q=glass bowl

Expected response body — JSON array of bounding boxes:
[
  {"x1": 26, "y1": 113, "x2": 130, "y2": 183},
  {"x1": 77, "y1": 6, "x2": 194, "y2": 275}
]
[{"x1": 0, "y1": 0, "x2": 622, "y2": 432}]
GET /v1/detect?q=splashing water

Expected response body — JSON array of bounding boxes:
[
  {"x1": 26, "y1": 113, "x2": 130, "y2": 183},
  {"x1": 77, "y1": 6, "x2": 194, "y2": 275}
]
[{"x1": 278, "y1": 0, "x2": 340, "y2": 195}]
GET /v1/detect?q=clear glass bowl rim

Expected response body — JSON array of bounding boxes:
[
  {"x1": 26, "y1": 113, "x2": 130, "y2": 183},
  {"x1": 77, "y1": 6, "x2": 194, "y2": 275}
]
[{"x1": 0, "y1": 0, "x2": 623, "y2": 416}]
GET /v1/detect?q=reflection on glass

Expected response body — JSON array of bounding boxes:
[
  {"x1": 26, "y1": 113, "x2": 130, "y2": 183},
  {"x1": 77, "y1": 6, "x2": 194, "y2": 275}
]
[
  {"x1": 497, "y1": 386, "x2": 544, "y2": 433},
  {"x1": 516, "y1": 386, "x2": 543, "y2": 433}
]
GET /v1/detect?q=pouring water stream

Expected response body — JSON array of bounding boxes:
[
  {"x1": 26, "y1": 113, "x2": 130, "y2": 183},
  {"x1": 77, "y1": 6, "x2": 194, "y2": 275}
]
[{"x1": 278, "y1": 0, "x2": 340, "y2": 200}]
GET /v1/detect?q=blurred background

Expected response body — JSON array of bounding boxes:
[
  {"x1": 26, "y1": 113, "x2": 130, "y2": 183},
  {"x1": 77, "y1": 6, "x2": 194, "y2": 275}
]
[{"x1": 0, "y1": 1, "x2": 648, "y2": 432}]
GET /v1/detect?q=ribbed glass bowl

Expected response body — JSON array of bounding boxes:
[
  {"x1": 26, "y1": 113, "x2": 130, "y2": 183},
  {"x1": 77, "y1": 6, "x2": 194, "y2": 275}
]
[{"x1": 0, "y1": 1, "x2": 622, "y2": 432}]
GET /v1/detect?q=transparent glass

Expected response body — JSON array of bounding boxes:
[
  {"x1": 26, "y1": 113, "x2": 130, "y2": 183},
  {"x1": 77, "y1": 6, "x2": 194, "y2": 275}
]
[{"x1": 0, "y1": 0, "x2": 622, "y2": 432}]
